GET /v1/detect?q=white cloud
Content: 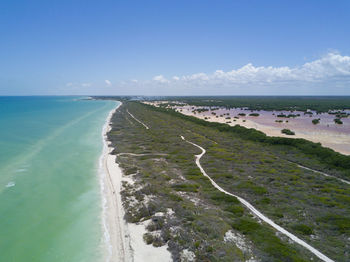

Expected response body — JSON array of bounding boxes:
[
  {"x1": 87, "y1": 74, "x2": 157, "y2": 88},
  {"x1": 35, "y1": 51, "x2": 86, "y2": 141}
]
[
  {"x1": 153, "y1": 75, "x2": 169, "y2": 83},
  {"x1": 105, "y1": 80, "x2": 112, "y2": 86},
  {"x1": 145, "y1": 52, "x2": 350, "y2": 92},
  {"x1": 63, "y1": 52, "x2": 350, "y2": 95}
]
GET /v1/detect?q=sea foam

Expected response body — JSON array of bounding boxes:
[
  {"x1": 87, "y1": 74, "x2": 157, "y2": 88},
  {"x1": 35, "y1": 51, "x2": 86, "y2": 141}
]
[
  {"x1": 6, "y1": 181, "x2": 15, "y2": 188},
  {"x1": 15, "y1": 168, "x2": 27, "y2": 173}
]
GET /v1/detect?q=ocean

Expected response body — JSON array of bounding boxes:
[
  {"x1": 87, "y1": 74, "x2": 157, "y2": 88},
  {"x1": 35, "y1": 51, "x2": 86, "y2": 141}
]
[{"x1": 0, "y1": 96, "x2": 117, "y2": 261}]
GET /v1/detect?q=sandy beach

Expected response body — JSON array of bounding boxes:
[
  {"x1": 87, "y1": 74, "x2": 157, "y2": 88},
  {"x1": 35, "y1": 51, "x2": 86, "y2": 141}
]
[{"x1": 100, "y1": 102, "x2": 172, "y2": 262}]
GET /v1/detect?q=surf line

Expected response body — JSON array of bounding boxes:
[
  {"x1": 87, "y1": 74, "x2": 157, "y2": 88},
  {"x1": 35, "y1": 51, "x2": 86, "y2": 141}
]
[
  {"x1": 100, "y1": 102, "x2": 131, "y2": 262},
  {"x1": 180, "y1": 135, "x2": 334, "y2": 262}
]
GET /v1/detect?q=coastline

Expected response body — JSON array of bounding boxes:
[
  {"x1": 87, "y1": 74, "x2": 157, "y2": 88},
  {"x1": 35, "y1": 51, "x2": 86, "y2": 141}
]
[
  {"x1": 97, "y1": 101, "x2": 349, "y2": 261},
  {"x1": 100, "y1": 101, "x2": 132, "y2": 262},
  {"x1": 99, "y1": 101, "x2": 172, "y2": 262}
]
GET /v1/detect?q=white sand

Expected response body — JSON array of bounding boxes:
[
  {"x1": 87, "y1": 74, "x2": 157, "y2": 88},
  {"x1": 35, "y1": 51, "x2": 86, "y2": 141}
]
[
  {"x1": 101, "y1": 102, "x2": 172, "y2": 262},
  {"x1": 100, "y1": 103, "x2": 131, "y2": 262},
  {"x1": 128, "y1": 221, "x2": 172, "y2": 262}
]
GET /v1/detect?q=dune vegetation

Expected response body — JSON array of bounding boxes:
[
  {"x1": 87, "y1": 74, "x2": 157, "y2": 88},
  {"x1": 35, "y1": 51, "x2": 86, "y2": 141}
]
[{"x1": 106, "y1": 100, "x2": 350, "y2": 261}]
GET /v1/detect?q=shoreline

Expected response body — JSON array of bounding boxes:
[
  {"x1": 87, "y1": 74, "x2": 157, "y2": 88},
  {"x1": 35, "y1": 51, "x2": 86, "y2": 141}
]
[
  {"x1": 99, "y1": 101, "x2": 132, "y2": 262},
  {"x1": 97, "y1": 101, "x2": 348, "y2": 261},
  {"x1": 99, "y1": 101, "x2": 172, "y2": 262}
]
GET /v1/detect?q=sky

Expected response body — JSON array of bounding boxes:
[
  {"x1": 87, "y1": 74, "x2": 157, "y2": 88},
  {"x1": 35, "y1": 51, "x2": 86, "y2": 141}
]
[{"x1": 0, "y1": 0, "x2": 350, "y2": 96}]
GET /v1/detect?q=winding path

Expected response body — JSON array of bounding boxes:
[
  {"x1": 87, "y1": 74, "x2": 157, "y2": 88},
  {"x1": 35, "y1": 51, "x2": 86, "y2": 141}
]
[
  {"x1": 127, "y1": 109, "x2": 149, "y2": 129},
  {"x1": 180, "y1": 135, "x2": 334, "y2": 262}
]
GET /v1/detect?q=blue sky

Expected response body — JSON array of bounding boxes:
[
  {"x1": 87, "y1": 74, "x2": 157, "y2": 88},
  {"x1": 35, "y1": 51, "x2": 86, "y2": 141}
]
[{"x1": 1, "y1": 0, "x2": 350, "y2": 95}]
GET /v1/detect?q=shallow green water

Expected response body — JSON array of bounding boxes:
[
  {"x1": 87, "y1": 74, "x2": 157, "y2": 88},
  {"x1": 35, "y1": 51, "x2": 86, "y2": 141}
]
[{"x1": 0, "y1": 97, "x2": 117, "y2": 261}]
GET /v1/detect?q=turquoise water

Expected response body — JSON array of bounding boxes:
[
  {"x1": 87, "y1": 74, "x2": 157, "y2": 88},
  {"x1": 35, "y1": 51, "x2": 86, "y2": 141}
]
[{"x1": 0, "y1": 97, "x2": 117, "y2": 261}]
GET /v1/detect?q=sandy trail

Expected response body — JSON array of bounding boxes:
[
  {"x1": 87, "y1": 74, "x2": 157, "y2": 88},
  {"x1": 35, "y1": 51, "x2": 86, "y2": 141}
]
[
  {"x1": 180, "y1": 135, "x2": 334, "y2": 262},
  {"x1": 298, "y1": 165, "x2": 350, "y2": 185},
  {"x1": 127, "y1": 109, "x2": 149, "y2": 129},
  {"x1": 288, "y1": 161, "x2": 350, "y2": 185}
]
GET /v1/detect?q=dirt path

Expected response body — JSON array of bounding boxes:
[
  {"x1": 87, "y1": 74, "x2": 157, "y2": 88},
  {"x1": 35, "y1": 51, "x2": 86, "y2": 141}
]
[
  {"x1": 293, "y1": 162, "x2": 350, "y2": 185},
  {"x1": 127, "y1": 109, "x2": 149, "y2": 129},
  {"x1": 180, "y1": 135, "x2": 334, "y2": 262}
]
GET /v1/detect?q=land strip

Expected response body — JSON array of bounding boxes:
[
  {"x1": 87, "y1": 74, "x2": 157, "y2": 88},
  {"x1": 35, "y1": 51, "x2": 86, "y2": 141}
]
[{"x1": 107, "y1": 101, "x2": 350, "y2": 261}]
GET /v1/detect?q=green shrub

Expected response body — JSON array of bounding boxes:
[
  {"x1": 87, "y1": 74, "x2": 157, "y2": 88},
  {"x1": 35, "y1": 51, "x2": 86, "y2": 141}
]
[
  {"x1": 225, "y1": 205, "x2": 244, "y2": 216},
  {"x1": 273, "y1": 212, "x2": 284, "y2": 218},
  {"x1": 237, "y1": 181, "x2": 267, "y2": 195},
  {"x1": 334, "y1": 118, "x2": 343, "y2": 124},
  {"x1": 168, "y1": 193, "x2": 183, "y2": 201},
  {"x1": 292, "y1": 224, "x2": 313, "y2": 235},
  {"x1": 172, "y1": 183, "x2": 199, "y2": 192},
  {"x1": 206, "y1": 246, "x2": 213, "y2": 252},
  {"x1": 186, "y1": 168, "x2": 203, "y2": 178},
  {"x1": 312, "y1": 118, "x2": 320, "y2": 124},
  {"x1": 210, "y1": 191, "x2": 239, "y2": 204},
  {"x1": 277, "y1": 114, "x2": 287, "y2": 117},
  {"x1": 152, "y1": 237, "x2": 164, "y2": 247},
  {"x1": 231, "y1": 218, "x2": 260, "y2": 234},
  {"x1": 143, "y1": 233, "x2": 154, "y2": 245},
  {"x1": 317, "y1": 214, "x2": 350, "y2": 233},
  {"x1": 259, "y1": 197, "x2": 271, "y2": 204},
  {"x1": 281, "y1": 129, "x2": 295, "y2": 135}
]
